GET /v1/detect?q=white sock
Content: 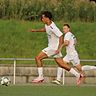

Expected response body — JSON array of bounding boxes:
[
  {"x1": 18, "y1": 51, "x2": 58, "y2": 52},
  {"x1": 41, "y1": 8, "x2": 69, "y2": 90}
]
[
  {"x1": 38, "y1": 67, "x2": 43, "y2": 78},
  {"x1": 69, "y1": 68, "x2": 80, "y2": 78},
  {"x1": 82, "y1": 65, "x2": 96, "y2": 71},
  {"x1": 56, "y1": 67, "x2": 63, "y2": 81}
]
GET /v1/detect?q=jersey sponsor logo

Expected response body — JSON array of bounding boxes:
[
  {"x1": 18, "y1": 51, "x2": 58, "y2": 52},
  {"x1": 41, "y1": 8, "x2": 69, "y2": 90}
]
[{"x1": 50, "y1": 26, "x2": 53, "y2": 29}]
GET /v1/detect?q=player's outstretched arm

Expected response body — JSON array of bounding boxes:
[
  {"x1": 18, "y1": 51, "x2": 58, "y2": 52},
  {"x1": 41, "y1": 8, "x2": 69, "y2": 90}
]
[{"x1": 30, "y1": 28, "x2": 46, "y2": 32}]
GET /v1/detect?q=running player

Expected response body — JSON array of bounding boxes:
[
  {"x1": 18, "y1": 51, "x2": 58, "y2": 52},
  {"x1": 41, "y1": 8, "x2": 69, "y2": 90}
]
[
  {"x1": 30, "y1": 11, "x2": 83, "y2": 85},
  {"x1": 53, "y1": 65, "x2": 96, "y2": 85},
  {"x1": 52, "y1": 24, "x2": 84, "y2": 85}
]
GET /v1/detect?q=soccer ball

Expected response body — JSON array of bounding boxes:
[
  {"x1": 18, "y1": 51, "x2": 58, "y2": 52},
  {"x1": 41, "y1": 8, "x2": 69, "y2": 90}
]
[{"x1": 0, "y1": 77, "x2": 10, "y2": 86}]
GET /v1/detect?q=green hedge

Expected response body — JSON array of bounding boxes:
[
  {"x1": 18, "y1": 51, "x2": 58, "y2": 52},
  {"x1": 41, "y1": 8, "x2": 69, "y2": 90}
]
[{"x1": 0, "y1": 0, "x2": 96, "y2": 22}]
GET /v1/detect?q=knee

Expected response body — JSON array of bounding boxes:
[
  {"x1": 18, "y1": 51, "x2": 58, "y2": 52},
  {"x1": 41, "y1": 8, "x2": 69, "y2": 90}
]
[
  {"x1": 35, "y1": 56, "x2": 41, "y2": 61},
  {"x1": 35, "y1": 56, "x2": 39, "y2": 61}
]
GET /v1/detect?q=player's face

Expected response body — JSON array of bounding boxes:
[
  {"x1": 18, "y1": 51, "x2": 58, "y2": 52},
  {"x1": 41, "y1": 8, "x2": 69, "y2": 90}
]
[
  {"x1": 41, "y1": 15, "x2": 48, "y2": 24},
  {"x1": 63, "y1": 26, "x2": 70, "y2": 33}
]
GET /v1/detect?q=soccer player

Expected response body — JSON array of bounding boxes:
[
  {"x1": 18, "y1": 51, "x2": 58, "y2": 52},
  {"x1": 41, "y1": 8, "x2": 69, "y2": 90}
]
[
  {"x1": 52, "y1": 24, "x2": 96, "y2": 85},
  {"x1": 52, "y1": 65, "x2": 96, "y2": 85},
  {"x1": 30, "y1": 11, "x2": 83, "y2": 85}
]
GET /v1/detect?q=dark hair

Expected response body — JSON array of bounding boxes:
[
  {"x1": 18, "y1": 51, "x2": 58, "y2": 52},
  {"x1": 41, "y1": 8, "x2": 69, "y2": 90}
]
[
  {"x1": 40, "y1": 11, "x2": 52, "y2": 20},
  {"x1": 63, "y1": 24, "x2": 70, "y2": 28}
]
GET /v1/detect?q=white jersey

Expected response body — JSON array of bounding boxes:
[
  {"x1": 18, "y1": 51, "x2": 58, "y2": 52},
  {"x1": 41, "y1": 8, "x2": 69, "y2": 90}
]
[
  {"x1": 45, "y1": 21, "x2": 63, "y2": 50},
  {"x1": 64, "y1": 32, "x2": 77, "y2": 55}
]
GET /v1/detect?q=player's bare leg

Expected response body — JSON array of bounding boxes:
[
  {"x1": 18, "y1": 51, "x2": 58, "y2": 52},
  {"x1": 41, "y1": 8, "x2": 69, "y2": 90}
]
[
  {"x1": 32, "y1": 51, "x2": 48, "y2": 83},
  {"x1": 54, "y1": 58, "x2": 83, "y2": 86},
  {"x1": 75, "y1": 64, "x2": 84, "y2": 85},
  {"x1": 75, "y1": 64, "x2": 83, "y2": 73},
  {"x1": 35, "y1": 51, "x2": 48, "y2": 67}
]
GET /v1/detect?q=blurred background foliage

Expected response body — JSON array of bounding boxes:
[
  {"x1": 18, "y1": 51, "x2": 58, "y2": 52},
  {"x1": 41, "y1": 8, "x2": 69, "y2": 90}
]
[{"x1": 0, "y1": 0, "x2": 96, "y2": 22}]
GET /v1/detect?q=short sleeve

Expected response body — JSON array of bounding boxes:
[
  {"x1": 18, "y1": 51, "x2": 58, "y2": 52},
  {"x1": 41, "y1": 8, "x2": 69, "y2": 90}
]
[
  {"x1": 49, "y1": 24, "x2": 63, "y2": 37},
  {"x1": 64, "y1": 32, "x2": 71, "y2": 41}
]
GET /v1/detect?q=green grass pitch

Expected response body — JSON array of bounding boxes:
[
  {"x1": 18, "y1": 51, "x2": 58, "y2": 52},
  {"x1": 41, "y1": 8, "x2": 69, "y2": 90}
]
[{"x1": 0, "y1": 84, "x2": 96, "y2": 96}]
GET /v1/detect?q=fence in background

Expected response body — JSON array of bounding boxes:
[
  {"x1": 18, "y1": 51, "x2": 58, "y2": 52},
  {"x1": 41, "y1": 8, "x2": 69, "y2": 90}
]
[{"x1": 0, "y1": 58, "x2": 96, "y2": 85}]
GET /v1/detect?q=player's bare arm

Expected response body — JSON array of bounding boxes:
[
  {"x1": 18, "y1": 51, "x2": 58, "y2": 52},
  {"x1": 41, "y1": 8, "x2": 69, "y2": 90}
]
[
  {"x1": 58, "y1": 40, "x2": 69, "y2": 51},
  {"x1": 55, "y1": 36, "x2": 63, "y2": 54},
  {"x1": 58, "y1": 36, "x2": 63, "y2": 50},
  {"x1": 64, "y1": 40, "x2": 69, "y2": 46},
  {"x1": 30, "y1": 28, "x2": 46, "y2": 32}
]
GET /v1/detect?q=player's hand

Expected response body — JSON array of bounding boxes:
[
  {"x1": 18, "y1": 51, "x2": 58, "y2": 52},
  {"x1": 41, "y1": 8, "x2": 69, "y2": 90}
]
[
  {"x1": 55, "y1": 50, "x2": 60, "y2": 54},
  {"x1": 29, "y1": 29, "x2": 36, "y2": 32}
]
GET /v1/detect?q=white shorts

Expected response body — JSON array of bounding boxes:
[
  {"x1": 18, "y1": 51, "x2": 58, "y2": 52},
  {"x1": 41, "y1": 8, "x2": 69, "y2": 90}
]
[
  {"x1": 42, "y1": 47, "x2": 62, "y2": 58},
  {"x1": 63, "y1": 52, "x2": 80, "y2": 66}
]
